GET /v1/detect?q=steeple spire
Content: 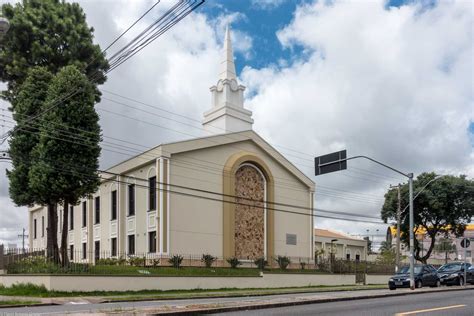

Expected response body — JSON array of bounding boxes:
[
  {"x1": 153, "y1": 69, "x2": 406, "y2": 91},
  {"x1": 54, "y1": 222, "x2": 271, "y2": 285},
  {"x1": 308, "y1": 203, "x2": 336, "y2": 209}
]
[
  {"x1": 219, "y1": 26, "x2": 237, "y2": 80},
  {"x1": 202, "y1": 26, "x2": 253, "y2": 134}
]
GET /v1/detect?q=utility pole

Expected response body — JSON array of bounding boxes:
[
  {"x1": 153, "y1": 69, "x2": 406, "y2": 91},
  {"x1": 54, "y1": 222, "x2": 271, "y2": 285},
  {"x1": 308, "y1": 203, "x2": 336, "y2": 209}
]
[
  {"x1": 17, "y1": 228, "x2": 28, "y2": 253},
  {"x1": 408, "y1": 173, "x2": 414, "y2": 290},
  {"x1": 390, "y1": 184, "x2": 402, "y2": 272}
]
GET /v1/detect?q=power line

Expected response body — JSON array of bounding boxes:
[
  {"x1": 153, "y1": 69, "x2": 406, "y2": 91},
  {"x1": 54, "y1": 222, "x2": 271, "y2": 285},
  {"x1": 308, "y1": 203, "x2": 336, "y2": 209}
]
[
  {"x1": 0, "y1": 0, "x2": 204, "y2": 144},
  {"x1": 2, "y1": 153, "x2": 385, "y2": 224},
  {"x1": 2, "y1": 113, "x2": 387, "y2": 205}
]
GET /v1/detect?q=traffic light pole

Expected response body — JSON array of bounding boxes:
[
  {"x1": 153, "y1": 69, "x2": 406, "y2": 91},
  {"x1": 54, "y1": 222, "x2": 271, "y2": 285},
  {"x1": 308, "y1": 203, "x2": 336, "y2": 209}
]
[
  {"x1": 317, "y1": 154, "x2": 416, "y2": 290},
  {"x1": 408, "y1": 173, "x2": 415, "y2": 290}
]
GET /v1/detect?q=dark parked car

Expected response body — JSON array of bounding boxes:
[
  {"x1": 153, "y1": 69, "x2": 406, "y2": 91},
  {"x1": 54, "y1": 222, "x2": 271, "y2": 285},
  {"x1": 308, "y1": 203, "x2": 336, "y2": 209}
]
[
  {"x1": 438, "y1": 262, "x2": 473, "y2": 286},
  {"x1": 469, "y1": 266, "x2": 474, "y2": 285},
  {"x1": 388, "y1": 265, "x2": 440, "y2": 290}
]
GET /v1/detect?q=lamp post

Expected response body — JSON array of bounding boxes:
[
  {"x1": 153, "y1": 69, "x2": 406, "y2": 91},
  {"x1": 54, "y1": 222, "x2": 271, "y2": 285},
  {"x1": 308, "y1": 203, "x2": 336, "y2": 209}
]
[{"x1": 315, "y1": 151, "x2": 416, "y2": 289}]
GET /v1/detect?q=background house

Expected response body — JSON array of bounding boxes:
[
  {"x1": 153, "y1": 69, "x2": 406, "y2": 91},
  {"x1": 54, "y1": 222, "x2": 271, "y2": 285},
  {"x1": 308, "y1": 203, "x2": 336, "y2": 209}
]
[{"x1": 314, "y1": 228, "x2": 367, "y2": 261}]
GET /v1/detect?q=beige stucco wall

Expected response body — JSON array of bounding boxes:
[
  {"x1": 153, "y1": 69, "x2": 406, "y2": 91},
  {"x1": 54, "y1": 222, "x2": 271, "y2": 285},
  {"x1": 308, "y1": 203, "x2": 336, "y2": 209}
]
[
  {"x1": 27, "y1": 135, "x2": 314, "y2": 262},
  {"x1": 365, "y1": 274, "x2": 392, "y2": 285},
  {"x1": 315, "y1": 236, "x2": 368, "y2": 261},
  {"x1": 169, "y1": 140, "x2": 312, "y2": 259},
  {"x1": 30, "y1": 206, "x2": 47, "y2": 250},
  {"x1": 0, "y1": 273, "x2": 355, "y2": 292}
]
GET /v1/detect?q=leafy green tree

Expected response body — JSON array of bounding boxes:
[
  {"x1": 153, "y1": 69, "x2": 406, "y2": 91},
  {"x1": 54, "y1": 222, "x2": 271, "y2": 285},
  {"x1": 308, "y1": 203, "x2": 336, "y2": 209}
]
[
  {"x1": 2, "y1": 0, "x2": 107, "y2": 263},
  {"x1": 0, "y1": 0, "x2": 108, "y2": 102},
  {"x1": 7, "y1": 67, "x2": 52, "y2": 206},
  {"x1": 363, "y1": 236, "x2": 373, "y2": 254},
  {"x1": 434, "y1": 238, "x2": 457, "y2": 264},
  {"x1": 379, "y1": 240, "x2": 393, "y2": 252},
  {"x1": 381, "y1": 172, "x2": 474, "y2": 264},
  {"x1": 29, "y1": 65, "x2": 101, "y2": 265},
  {"x1": 376, "y1": 248, "x2": 396, "y2": 265},
  {"x1": 6, "y1": 67, "x2": 61, "y2": 260}
]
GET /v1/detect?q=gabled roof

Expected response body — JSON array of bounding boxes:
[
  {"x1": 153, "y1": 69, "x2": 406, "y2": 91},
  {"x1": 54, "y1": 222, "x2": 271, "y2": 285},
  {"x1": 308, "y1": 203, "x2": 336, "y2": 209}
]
[
  {"x1": 314, "y1": 228, "x2": 364, "y2": 241},
  {"x1": 105, "y1": 130, "x2": 315, "y2": 190}
]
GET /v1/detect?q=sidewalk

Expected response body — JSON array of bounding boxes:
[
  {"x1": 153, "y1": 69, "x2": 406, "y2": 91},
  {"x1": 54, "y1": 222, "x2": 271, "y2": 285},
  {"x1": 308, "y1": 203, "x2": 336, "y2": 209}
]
[{"x1": 0, "y1": 285, "x2": 473, "y2": 314}]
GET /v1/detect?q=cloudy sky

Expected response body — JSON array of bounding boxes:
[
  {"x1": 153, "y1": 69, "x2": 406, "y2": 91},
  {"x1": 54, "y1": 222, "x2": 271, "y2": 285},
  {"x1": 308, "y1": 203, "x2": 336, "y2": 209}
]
[{"x1": 0, "y1": 0, "x2": 472, "y2": 249}]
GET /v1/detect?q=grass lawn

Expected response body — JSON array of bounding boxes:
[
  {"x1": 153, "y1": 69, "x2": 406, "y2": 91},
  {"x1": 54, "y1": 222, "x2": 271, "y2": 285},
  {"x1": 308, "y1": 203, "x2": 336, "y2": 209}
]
[
  {"x1": 0, "y1": 283, "x2": 386, "y2": 299},
  {"x1": 0, "y1": 299, "x2": 41, "y2": 306}
]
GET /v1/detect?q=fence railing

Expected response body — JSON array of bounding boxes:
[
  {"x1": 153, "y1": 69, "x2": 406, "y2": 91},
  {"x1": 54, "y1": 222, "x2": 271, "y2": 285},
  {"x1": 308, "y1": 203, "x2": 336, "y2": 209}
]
[{"x1": 2, "y1": 247, "x2": 446, "y2": 276}]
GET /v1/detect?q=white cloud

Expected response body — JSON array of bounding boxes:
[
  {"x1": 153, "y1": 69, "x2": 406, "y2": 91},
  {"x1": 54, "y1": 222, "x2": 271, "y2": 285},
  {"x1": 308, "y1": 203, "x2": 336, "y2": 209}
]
[
  {"x1": 1, "y1": 0, "x2": 472, "y2": 248},
  {"x1": 242, "y1": 0, "x2": 473, "y2": 236}
]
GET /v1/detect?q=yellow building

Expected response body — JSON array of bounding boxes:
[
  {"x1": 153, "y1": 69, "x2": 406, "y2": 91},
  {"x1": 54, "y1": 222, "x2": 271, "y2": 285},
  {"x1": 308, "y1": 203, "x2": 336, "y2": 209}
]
[
  {"x1": 386, "y1": 224, "x2": 474, "y2": 264},
  {"x1": 29, "y1": 28, "x2": 315, "y2": 263}
]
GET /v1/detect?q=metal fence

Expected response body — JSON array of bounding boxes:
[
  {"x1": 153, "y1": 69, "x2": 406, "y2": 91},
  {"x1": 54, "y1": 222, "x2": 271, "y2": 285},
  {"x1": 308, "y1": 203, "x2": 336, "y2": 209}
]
[{"x1": 1, "y1": 247, "x2": 402, "y2": 275}]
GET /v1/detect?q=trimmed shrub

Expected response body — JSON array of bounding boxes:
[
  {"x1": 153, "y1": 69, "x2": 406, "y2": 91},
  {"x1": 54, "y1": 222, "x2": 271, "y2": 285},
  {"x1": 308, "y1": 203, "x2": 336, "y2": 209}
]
[
  {"x1": 226, "y1": 257, "x2": 242, "y2": 269},
  {"x1": 201, "y1": 254, "x2": 216, "y2": 268},
  {"x1": 151, "y1": 258, "x2": 160, "y2": 268},
  {"x1": 7, "y1": 256, "x2": 60, "y2": 274},
  {"x1": 254, "y1": 257, "x2": 268, "y2": 270},
  {"x1": 96, "y1": 258, "x2": 119, "y2": 266},
  {"x1": 168, "y1": 255, "x2": 184, "y2": 268},
  {"x1": 275, "y1": 256, "x2": 291, "y2": 270},
  {"x1": 129, "y1": 256, "x2": 146, "y2": 267}
]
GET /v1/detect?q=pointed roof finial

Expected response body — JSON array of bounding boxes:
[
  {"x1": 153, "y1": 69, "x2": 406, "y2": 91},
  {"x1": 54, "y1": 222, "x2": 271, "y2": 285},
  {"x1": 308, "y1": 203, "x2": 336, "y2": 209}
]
[{"x1": 219, "y1": 25, "x2": 237, "y2": 80}]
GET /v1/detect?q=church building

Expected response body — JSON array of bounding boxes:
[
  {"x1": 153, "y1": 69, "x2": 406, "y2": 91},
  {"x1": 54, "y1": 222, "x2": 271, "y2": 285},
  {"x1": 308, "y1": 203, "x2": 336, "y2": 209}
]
[{"x1": 29, "y1": 28, "x2": 316, "y2": 264}]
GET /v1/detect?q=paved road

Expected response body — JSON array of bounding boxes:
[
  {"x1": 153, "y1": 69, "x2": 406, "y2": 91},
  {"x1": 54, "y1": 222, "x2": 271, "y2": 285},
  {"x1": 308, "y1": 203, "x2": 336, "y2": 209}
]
[
  {"x1": 220, "y1": 290, "x2": 474, "y2": 316},
  {"x1": 0, "y1": 286, "x2": 472, "y2": 315}
]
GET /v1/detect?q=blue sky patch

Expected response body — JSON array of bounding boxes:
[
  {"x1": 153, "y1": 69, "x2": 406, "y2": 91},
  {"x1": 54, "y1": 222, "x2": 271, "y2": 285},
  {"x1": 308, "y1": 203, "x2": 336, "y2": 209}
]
[{"x1": 201, "y1": 0, "x2": 309, "y2": 74}]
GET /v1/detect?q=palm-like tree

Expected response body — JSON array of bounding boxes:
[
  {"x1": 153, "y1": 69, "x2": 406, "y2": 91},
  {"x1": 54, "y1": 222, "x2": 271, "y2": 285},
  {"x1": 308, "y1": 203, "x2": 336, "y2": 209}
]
[{"x1": 434, "y1": 239, "x2": 457, "y2": 264}]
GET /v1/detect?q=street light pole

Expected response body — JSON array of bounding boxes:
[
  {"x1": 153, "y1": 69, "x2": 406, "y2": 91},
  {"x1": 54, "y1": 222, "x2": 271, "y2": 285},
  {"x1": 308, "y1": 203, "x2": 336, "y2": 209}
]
[
  {"x1": 315, "y1": 152, "x2": 417, "y2": 290},
  {"x1": 408, "y1": 173, "x2": 415, "y2": 290}
]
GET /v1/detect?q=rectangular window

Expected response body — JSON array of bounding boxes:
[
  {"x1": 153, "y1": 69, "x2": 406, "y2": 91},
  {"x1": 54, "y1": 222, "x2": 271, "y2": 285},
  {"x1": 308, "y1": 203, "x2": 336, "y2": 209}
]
[
  {"x1": 69, "y1": 245, "x2": 74, "y2": 261},
  {"x1": 34, "y1": 219, "x2": 37, "y2": 239},
  {"x1": 41, "y1": 216, "x2": 44, "y2": 237},
  {"x1": 356, "y1": 254, "x2": 360, "y2": 261},
  {"x1": 111, "y1": 190, "x2": 117, "y2": 221},
  {"x1": 82, "y1": 201, "x2": 87, "y2": 227},
  {"x1": 148, "y1": 231, "x2": 157, "y2": 253},
  {"x1": 94, "y1": 196, "x2": 100, "y2": 224},
  {"x1": 149, "y1": 176, "x2": 157, "y2": 211},
  {"x1": 128, "y1": 234, "x2": 135, "y2": 255},
  {"x1": 94, "y1": 240, "x2": 100, "y2": 261},
  {"x1": 82, "y1": 242, "x2": 87, "y2": 259},
  {"x1": 111, "y1": 237, "x2": 117, "y2": 257},
  {"x1": 128, "y1": 184, "x2": 135, "y2": 216},
  {"x1": 69, "y1": 206, "x2": 74, "y2": 230},
  {"x1": 346, "y1": 253, "x2": 350, "y2": 260}
]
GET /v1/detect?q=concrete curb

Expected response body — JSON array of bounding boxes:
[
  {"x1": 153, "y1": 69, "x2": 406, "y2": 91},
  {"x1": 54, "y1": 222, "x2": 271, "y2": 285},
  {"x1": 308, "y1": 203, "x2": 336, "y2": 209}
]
[
  {"x1": 105, "y1": 286, "x2": 385, "y2": 303},
  {"x1": 157, "y1": 287, "x2": 474, "y2": 315}
]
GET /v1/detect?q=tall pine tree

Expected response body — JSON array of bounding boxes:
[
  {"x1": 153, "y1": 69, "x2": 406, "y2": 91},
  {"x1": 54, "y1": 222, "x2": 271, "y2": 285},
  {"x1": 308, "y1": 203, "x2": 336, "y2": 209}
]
[
  {"x1": 2, "y1": 0, "x2": 108, "y2": 261},
  {"x1": 29, "y1": 65, "x2": 102, "y2": 265},
  {"x1": 1, "y1": 0, "x2": 108, "y2": 103},
  {"x1": 6, "y1": 67, "x2": 61, "y2": 260}
]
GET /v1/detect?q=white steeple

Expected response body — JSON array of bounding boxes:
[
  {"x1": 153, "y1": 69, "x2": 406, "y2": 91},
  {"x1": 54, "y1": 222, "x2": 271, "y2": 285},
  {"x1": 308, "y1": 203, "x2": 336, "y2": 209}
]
[{"x1": 203, "y1": 26, "x2": 253, "y2": 134}]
